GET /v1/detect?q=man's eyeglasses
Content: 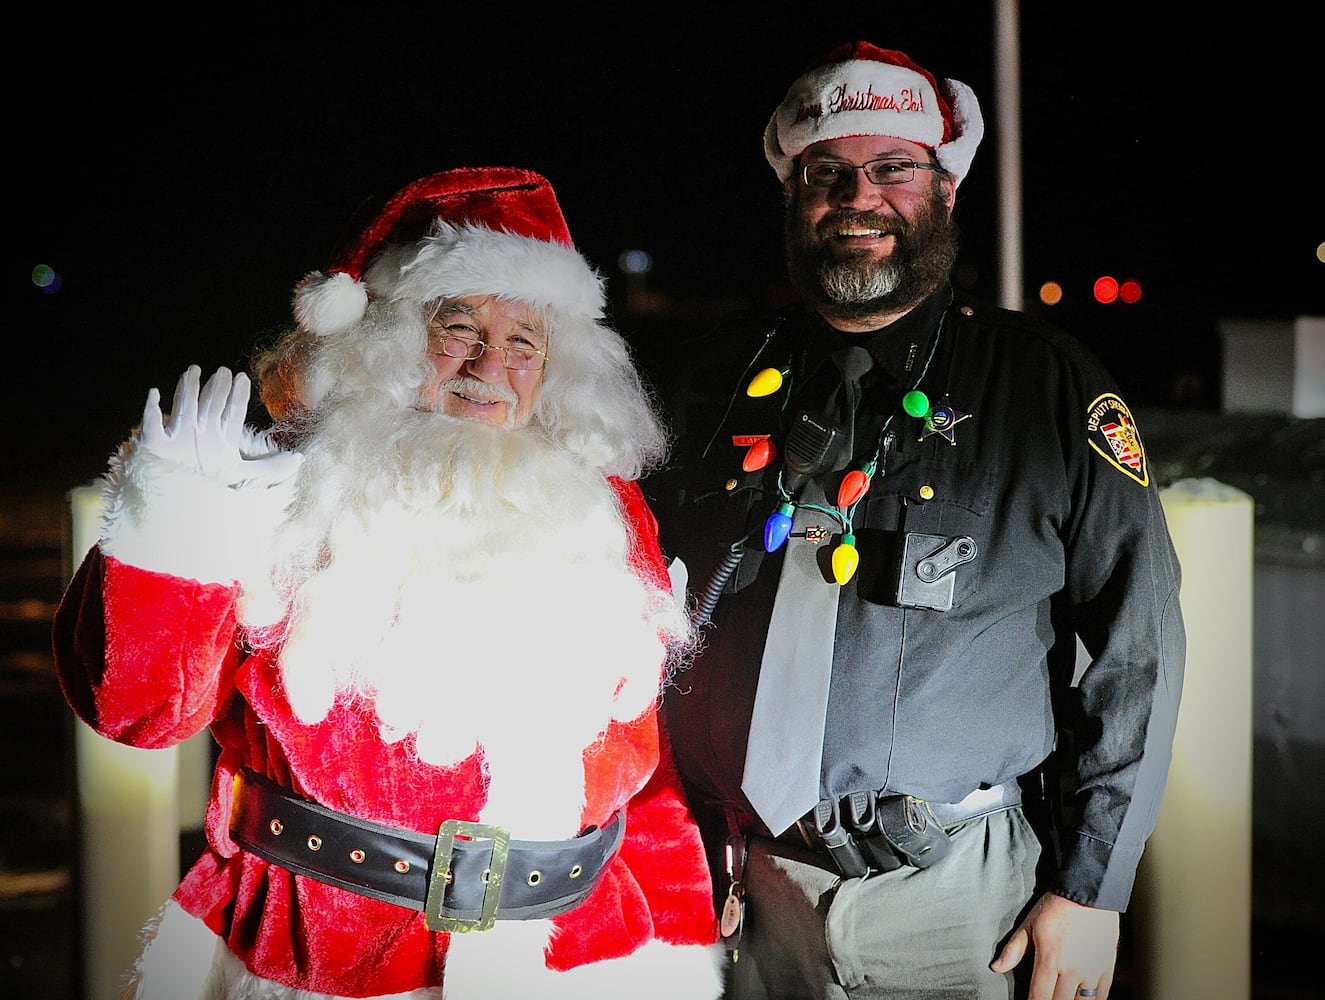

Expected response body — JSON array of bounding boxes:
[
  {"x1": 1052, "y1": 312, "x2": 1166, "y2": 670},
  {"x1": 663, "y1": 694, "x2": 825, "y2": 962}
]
[
  {"x1": 432, "y1": 333, "x2": 548, "y2": 371},
  {"x1": 801, "y1": 158, "x2": 942, "y2": 189}
]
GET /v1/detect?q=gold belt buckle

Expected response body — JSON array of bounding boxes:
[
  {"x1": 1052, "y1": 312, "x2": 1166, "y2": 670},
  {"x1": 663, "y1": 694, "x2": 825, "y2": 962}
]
[{"x1": 425, "y1": 819, "x2": 510, "y2": 932}]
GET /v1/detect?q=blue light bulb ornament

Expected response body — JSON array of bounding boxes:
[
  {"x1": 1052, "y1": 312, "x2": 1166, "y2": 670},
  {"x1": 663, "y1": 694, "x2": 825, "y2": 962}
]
[
  {"x1": 764, "y1": 502, "x2": 795, "y2": 551},
  {"x1": 902, "y1": 389, "x2": 930, "y2": 419}
]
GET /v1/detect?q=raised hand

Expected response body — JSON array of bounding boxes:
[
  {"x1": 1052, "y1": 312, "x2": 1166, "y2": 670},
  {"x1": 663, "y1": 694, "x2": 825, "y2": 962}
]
[{"x1": 140, "y1": 365, "x2": 302, "y2": 487}]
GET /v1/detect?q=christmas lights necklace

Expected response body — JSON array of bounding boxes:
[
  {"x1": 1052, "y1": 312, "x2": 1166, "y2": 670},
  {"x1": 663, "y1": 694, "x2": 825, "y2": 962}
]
[{"x1": 760, "y1": 307, "x2": 949, "y2": 585}]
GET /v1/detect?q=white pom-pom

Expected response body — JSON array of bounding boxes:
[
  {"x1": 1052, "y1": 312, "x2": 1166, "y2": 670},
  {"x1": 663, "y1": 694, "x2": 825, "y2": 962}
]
[{"x1": 294, "y1": 270, "x2": 368, "y2": 335}]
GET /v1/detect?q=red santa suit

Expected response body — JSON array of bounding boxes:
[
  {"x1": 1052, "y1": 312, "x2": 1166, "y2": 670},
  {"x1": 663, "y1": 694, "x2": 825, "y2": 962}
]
[{"x1": 51, "y1": 167, "x2": 722, "y2": 999}]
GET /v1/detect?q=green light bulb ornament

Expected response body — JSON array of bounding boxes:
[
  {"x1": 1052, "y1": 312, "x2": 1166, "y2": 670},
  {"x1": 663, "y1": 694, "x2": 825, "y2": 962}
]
[{"x1": 902, "y1": 390, "x2": 930, "y2": 419}]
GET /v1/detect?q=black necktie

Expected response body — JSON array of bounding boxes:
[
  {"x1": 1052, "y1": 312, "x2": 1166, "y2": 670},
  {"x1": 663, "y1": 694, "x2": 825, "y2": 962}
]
[{"x1": 832, "y1": 345, "x2": 873, "y2": 460}]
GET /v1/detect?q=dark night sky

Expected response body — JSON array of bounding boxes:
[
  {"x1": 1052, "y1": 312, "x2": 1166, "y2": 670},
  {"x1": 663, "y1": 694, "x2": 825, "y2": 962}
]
[{"x1": 16, "y1": 5, "x2": 1324, "y2": 497}]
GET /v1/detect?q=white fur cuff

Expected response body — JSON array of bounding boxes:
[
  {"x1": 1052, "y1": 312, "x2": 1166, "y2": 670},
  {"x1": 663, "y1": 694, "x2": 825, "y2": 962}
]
[{"x1": 99, "y1": 434, "x2": 295, "y2": 587}]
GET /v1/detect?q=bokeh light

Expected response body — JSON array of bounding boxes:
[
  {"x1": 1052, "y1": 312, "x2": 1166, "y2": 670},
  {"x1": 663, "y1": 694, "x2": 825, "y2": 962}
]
[
  {"x1": 618, "y1": 249, "x2": 652, "y2": 275},
  {"x1": 1039, "y1": 280, "x2": 1063, "y2": 306},
  {"x1": 1119, "y1": 279, "x2": 1143, "y2": 304},
  {"x1": 1093, "y1": 275, "x2": 1119, "y2": 304},
  {"x1": 32, "y1": 264, "x2": 63, "y2": 294}
]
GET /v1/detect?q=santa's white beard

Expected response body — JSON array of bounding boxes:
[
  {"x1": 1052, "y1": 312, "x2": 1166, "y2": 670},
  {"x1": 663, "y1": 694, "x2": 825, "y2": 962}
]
[{"x1": 242, "y1": 400, "x2": 684, "y2": 837}]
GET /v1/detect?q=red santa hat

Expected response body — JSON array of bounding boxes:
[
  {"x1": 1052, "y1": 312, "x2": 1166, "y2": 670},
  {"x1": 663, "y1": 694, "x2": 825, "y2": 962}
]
[
  {"x1": 294, "y1": 165, "x2": 604, "y2": 336},
  {"x1": 764, "y1": 41, "x2": 984, "y2": 187}
]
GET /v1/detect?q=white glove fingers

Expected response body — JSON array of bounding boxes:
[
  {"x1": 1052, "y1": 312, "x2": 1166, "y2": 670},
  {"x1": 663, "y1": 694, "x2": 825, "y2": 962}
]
[
  {"x1": 168, "y1": 366, "x2": 203, "y2": 437},
  {"x1": 139, "y1": 386, "x2": 166, "y2": 451},
  {"x1": 220, "y1": 372, "x2": 253, "y2": 447},
  {"x1": 197, "y1": 367, "x2": 234, "y2": 432},
  {"x1": 127, "y1": 365, "x2": 284, "y2": 489}
]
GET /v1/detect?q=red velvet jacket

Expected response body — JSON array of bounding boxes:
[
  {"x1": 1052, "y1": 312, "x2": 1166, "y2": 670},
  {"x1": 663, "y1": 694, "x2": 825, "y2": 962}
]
[{"x1": 53, "y1": 478, "x2": 718, "y2": 997}]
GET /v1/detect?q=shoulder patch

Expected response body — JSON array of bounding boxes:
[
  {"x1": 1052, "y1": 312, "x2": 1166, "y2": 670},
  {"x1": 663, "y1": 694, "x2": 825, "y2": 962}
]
[{"x1": 1086, "y1": 393, "x2": 1149, "y2": 486}]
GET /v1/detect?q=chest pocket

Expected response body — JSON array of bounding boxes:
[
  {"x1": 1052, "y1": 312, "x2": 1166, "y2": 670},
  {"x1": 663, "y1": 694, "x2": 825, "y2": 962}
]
[{"x1": 850, "y1": 455, "x2": 996, "y2": 611}]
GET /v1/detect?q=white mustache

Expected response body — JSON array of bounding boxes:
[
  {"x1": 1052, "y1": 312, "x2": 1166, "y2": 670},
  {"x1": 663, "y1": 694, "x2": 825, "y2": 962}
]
[{"x1": 436, "y1": 376, "x2": 518, "y2": 407}]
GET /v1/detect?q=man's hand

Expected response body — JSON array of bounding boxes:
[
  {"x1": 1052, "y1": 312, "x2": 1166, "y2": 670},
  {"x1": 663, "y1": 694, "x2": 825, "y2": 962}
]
[
  {"x1": 991, "y1": 891, "x2": 1119, "y2": 1000},
  {"x1": 140, "y1": 365, "x2": 301, "y2": 487}
]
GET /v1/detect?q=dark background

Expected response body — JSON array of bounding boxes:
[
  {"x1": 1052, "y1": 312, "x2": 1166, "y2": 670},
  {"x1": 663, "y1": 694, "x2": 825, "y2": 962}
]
[
  {"x1": 16, "y1": 4, "x2": 1325, "y2": 497},
  {"x1": 7, "y1": 9, "x2": 1323, "y2": 998}
]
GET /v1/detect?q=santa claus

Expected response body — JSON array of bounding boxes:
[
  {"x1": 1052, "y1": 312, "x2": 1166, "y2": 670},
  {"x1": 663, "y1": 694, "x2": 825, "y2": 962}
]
[{"x1": 53, "y1": 166, "x2": 723, "y2": 999}]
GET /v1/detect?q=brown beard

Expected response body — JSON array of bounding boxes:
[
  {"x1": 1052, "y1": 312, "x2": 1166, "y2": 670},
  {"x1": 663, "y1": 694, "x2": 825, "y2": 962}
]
[{"x1": 784, "y1": 189, "x2": 960, "y2": 321}]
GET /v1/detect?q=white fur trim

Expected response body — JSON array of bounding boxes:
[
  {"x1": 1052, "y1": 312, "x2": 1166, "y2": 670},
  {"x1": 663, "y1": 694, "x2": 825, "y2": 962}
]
[
  {"x1": 765, "y1": 58, "x2": 982, "y2": 186},
  {"x1": 100, "y1": 428, "x2": 297, "y2": 590},
  {"x1": 936, "y1": 77, "x2": 984, "y2": 186},
  {"x1": 367, "y1": 222, "x2": 605, "y2": 321},
  {"x1": 124, "y1": 900, "x2": 224, "y2": 1000},
  {"x1": 444, "y1": 921, "x2": 724, "y2": 999},
  {"x1": 295, "y1": 269, "x2": 370, "y2": 336},
  {"x1": 127, "y1": 901, "x2": 720, "y2": 999},
  {"x1": 130, "y1": 899, "x2": 442, "y2": 999}
]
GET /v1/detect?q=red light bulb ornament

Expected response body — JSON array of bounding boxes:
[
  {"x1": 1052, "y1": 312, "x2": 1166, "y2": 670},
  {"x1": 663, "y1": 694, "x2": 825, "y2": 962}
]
[
  {"x1": 837, "y1": 454, "x2": 878, "y2": 508},
  {"x1": 832, "y1": 533, "x2": 859, "y2": 585},
  {"x1": 742, "y1": 437, "x2": 776, "y2": 471},
  {"x1": 837, "y1": 469, "x2": 870, "y2": 506},
  {"x1": 764, "y1": 502, "x2": 795, "y2": 551}
]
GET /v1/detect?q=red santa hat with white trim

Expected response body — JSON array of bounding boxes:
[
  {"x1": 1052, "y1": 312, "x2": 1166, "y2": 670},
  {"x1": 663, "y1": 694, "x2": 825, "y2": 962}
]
[
  {"x1": 293, "y1": 165, "x2": 604, "y2": 337},
  {"x1": 764, "y1": 41, "x2": 984, "y2": 187}
]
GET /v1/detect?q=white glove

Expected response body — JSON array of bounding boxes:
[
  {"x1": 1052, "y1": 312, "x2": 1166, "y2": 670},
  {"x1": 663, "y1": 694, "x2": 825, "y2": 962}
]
[
  {"x1": 99, "y1": 365, "x2": 303, "y2": 590},
  {"x1": 140, "y1": 365, "x2": 302, "y2": 487}
]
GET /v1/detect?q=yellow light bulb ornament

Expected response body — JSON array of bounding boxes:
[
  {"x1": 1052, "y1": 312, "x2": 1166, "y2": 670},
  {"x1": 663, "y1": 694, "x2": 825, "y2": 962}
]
[
  {"x1": 832, "y1": 533, "x2": 860, "y2": 585},
  {"x1": 747, "y1": 368, "x2": 786, "y2": 397}
]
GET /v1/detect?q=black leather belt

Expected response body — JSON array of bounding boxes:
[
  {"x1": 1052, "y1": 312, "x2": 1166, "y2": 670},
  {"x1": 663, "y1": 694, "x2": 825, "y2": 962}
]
[
  {"x1": 776, "y1": 780, "x2": 1023, "y2": 877},
  {"x1": 230, "y1": 769, "x2": 625, "y2": 932}
]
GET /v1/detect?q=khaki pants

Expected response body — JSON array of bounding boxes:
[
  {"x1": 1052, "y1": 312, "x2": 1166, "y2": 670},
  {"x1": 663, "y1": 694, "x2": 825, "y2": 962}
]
[{"x1": 727, "y1": 808, "x2": 1040, "y2": 999}]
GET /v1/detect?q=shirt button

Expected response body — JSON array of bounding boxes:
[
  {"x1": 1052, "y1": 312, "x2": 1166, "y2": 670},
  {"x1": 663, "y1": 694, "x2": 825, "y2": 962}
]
[{"x1": 919, "y1": 484, "x2": 935, "y2": 500}]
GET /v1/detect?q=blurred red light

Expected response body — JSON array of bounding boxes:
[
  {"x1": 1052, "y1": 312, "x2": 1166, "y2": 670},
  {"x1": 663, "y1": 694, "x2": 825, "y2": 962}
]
[
  {"x1": 1093, "y1": 276, "x2": 1120, "y2": 304},
  {"x1": 1119, "y1": 279, "x2": 1142, "y2": 304}
]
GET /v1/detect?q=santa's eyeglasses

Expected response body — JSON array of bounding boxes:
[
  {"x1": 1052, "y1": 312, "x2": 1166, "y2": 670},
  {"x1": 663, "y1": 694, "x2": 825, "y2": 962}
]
[{"x1": 430, "y1": 333, "x2": 548, "y2": 371}]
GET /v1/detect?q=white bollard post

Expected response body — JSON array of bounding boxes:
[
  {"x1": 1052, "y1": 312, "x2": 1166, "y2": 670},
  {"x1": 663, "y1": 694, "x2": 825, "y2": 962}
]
[
  {"x1": 1134, "y1": 477, "x2": 1254, "y2": 999},
  {"x1": 66, "y1": 484, "x2": 181, "y2": 1000}
]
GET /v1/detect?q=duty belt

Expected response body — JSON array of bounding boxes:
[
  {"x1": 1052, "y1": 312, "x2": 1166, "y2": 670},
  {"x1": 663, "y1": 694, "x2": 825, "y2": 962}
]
[
  {"x1": 779, "y1": 780, "x2": 1023, "y2": 878},
  {"x1": 230, "y1": 769, "x2": 625, "y2": 932}
]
